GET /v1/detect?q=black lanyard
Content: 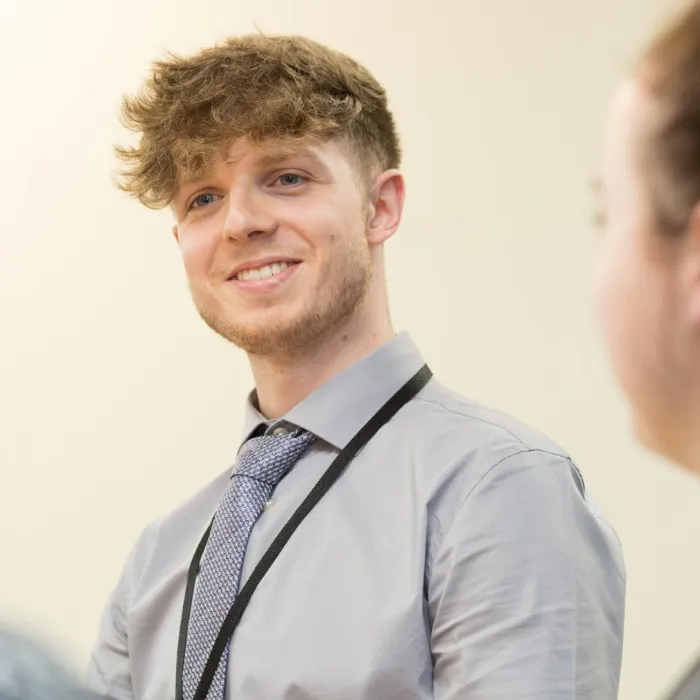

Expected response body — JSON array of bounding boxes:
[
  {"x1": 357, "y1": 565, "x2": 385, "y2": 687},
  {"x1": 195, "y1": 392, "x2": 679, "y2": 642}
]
[{"x1": 175, "y1": 364, "x2": 433, "y2": 700}]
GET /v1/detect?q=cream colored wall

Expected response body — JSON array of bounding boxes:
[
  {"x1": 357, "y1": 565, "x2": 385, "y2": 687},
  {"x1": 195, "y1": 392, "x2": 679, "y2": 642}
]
[{"x1": 1, "y1": 1, "x2": 697, "y2": 698}]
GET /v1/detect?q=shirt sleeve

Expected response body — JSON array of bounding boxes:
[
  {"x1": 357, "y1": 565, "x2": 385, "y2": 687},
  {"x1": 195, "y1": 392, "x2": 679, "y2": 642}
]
[
  {"x1": 428, "y1": 448, "x2": 625, "y2": 699},
  {"x1": 84, "y1": 524, "x2": 158, "y2": 700}
]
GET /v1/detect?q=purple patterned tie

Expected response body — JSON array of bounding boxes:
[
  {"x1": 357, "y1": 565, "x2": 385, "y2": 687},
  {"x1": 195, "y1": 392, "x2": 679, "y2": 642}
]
[{"x1": 182, "y1": 427, "x2": 315, "y2": 700}]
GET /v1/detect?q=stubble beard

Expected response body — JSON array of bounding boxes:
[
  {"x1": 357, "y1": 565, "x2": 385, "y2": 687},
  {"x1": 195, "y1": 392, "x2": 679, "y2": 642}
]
[{"x1": 193, "y1": 235, "x2": 373, "y2": 357}]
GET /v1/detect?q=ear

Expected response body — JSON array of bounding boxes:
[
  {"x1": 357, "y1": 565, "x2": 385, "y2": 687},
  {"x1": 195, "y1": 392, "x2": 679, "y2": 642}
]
[{"x1": 366, "y1": 170, "x2": 405, "y2": 247}]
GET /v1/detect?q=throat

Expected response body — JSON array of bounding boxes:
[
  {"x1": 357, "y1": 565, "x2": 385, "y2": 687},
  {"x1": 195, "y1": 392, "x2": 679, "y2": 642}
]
[{"x1": 250, "y1": 323, "x2": 394, "y2": 420}]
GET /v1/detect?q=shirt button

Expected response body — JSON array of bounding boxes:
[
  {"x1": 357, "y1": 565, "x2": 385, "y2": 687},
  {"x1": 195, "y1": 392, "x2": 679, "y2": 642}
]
[
  {"x1": 272, "y1": 426, "x2": 288, "y2": 436},
  {"x1": 264, "y1": 499, "x2": 274, "y2": 510}
]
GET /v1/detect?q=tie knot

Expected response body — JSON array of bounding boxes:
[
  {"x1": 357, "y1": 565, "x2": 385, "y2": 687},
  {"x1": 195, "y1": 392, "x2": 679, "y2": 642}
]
[{"x1": 235, "y1": 428, "x2": 314, "y2": 486}]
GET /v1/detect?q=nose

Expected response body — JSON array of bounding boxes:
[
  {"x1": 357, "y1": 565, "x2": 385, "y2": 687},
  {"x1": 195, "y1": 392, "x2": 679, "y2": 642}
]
[{"x1": 222, "y1": 186, "x2": 277, "y2": 242}]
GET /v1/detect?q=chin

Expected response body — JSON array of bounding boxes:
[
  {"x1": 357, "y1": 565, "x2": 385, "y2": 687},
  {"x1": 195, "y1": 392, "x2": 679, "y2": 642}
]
[
  {"x1": 631, "y1": 408, "x2": 693, "y2": 471},
  {"x1": 632, "y1": 414, "x2": 660, "y2": 454},
  {"x1": 207, "y1": 312, "x2": 321, "y2": 356}
]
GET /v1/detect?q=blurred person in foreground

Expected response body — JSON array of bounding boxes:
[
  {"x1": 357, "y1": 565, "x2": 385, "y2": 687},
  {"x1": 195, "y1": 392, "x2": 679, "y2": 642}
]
[
  {"x1": 0, "y1": 626, "x2": 101, "y2": 700},
  {"x1": 595, "y1": 0, "x2": 700, "y2": 697},
  {"x1": 86, "y1": 34, "x2": 625, "y2": 700}
]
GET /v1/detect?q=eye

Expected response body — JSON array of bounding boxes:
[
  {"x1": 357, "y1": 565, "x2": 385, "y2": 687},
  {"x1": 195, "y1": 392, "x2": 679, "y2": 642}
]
[
  {"x1": 189, "y1": 192, "x2": 222, "y2": 210},
  {"x1": 276, "y1": 173, "x2": 306, "y2": 187}
]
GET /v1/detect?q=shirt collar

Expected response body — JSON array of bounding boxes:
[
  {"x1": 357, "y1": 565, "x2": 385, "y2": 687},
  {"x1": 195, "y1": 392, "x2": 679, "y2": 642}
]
[{"x1": 240, "y1": 332, "x2": 427, "y2": 450}]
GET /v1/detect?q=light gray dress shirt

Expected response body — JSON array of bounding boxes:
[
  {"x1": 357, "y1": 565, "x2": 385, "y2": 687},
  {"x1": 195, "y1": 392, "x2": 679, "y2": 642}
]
[
  {"x1": 665, "y1": 656, "x2": 700, "y2": 700},
  {"x1": 86, "y1": 332, "x2": 625, "y2": 700}
]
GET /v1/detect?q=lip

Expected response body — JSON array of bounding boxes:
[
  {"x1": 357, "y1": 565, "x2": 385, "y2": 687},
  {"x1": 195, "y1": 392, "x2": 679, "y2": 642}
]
[{"x1": 227, "y1": 256, "x2": 302, "y2": 281}]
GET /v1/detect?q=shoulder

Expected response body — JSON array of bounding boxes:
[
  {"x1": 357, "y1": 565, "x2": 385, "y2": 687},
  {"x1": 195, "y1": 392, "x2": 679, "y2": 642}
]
[
  {"x1": 411, "y1": 381, "x2": 624, "y2": 585},
  {"x1": 406, "y1": 378, "x2": 575, "y2": 472},
  {"x1": 415, "y1": 379, "x2": 569, "y2": 453},
  {"x1": 396, "y1": 378, "x2": 601, "y2": 529},
  {"x1": 123, "y1": 469, "x2": 232, "y2": 594}
]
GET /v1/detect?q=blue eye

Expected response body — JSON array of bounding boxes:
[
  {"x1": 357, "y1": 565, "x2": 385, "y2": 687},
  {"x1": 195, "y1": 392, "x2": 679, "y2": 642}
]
[
  {"x1": 190, "y1": 193, "x2": 220, "y2": 210},
  {"x1": 277, "y1": 173, "x2": 305, "y2": 187}
]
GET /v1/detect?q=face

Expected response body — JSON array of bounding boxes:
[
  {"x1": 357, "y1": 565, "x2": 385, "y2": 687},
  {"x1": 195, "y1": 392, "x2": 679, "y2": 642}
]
[
  {"x1": 171, "y1": 138, "x2": 400, "y2": 357},
  {"x1": 594, "y1": 78, "x2": 700, "y2": 459}
]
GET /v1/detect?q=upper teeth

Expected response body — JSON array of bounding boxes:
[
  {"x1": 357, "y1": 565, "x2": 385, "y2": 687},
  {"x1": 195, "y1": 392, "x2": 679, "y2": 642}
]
[{"x1": 237, "y1": 262, "x2": 291, "y2": 281}]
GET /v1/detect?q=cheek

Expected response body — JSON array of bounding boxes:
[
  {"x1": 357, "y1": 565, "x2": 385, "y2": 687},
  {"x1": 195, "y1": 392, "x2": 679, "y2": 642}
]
[
  {"x1": 594, "y1": 225, "x2": 650, "y2": 392},
  {"x1": 294, "y1": 197, "x2": 348, "y2": 235},
  {"x1": 177, "y1": 229, "x2": 217, "y2": 282},
  {"x1": 594, "y1": 221, "x2": 676, "y2": 425},
  {"x1": 297, "y1": 209, "x2": 365, "y2": 265},
  {"x1": 593, "y1": 231, "x2": 628, "y2": 344}
]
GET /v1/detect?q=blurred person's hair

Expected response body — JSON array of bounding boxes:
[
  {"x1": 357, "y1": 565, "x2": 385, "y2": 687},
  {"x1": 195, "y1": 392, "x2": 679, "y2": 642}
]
[
  {"x1": 115, "y1": 34, "x2": 402, "y2": 209},
  {"x1": 0, "y1": 626, "x2": 102, "y2": 700},
  {"x1": 638, "y1": 0, "x2": 700, "y2": 234}
]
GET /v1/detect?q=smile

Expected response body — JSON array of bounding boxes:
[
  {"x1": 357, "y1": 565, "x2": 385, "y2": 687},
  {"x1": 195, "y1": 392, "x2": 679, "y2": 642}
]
[{"x1": 235, "y1": 261, "x2": 293, "y2": 281}]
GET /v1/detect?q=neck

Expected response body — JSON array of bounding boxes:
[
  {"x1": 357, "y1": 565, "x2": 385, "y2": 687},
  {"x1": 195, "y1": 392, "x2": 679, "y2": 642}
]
[{"x1": 249, "y1": 308, "x2": 394, "y2": 420}]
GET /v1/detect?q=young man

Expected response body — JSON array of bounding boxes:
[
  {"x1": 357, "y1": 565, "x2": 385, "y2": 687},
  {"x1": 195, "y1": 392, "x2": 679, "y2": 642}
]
[{"x1": 87, "y1": 35, "x2": 625, "y2": 700}]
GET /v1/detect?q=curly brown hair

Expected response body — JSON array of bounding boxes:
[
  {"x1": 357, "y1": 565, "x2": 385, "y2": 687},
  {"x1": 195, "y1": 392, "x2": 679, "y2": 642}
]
[{"x1": 115, "y1": 35, "x2": 402, "y2": 209}]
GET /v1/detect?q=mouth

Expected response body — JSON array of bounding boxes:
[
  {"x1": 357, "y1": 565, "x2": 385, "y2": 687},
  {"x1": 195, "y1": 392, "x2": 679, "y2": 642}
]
[
  {"x1": 228, "y1": 258, "x2": 301, "y2": 290},
  {"x1": 233, "y1": 260, "x2": 297, "y2": 281}
]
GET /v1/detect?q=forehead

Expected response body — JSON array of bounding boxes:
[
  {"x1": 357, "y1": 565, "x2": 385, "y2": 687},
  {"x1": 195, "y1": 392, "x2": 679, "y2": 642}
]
[
  {"x1": 226, "y1": 137, "x2": 321, "y2": 165},
  {"x1": 604, "y1": 79, "x2": 660, "y2": 172},
  {"x1": 605, "y1": 81, "x2": 639, "y2": 158},
  {"x1": 176, "y1": 137, "x2": 350, "y2": 187},
  {"x1": 599, "y1": 79, "x2": 649, "y2": 196}
]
